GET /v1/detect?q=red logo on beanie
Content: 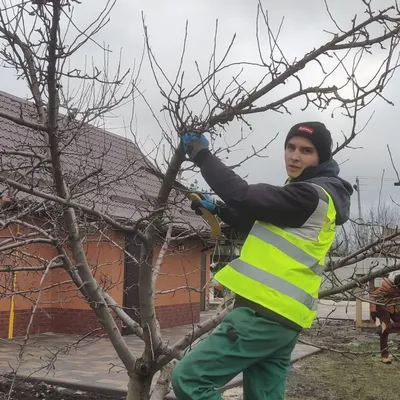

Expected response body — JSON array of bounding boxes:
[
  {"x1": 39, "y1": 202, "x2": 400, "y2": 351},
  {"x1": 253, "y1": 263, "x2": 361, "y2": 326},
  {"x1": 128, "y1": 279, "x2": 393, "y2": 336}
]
[{"x1": 298, "y1": 125, "x2": 314, "y2": 134}]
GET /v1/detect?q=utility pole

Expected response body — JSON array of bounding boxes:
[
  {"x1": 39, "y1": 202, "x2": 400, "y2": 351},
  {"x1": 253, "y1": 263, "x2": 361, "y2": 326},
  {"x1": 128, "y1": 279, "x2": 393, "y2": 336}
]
[
  {"x1": 353, "y1": 177, "x2": 362, "y2": 221},
  {"x1": 353, "y1": 176, "x2": 375, "y2": 326}
]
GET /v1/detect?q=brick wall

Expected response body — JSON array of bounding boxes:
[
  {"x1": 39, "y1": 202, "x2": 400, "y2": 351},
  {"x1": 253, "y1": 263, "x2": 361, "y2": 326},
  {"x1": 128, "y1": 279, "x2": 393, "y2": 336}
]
[
  {"x1": 0, "y1": 308, "x2": 54, "y2": 338},
  {"x1": 156, "y1": 303, "x2": 200, "y2": 328},
  {"x1": 0, "y1": 308, "x2": 51, "y2": 338},
  {"x1": 0, "y1": 308, "x2": 121, "y2": 338},
  {"x1": 50, "y1": 308, "x2": 122, "y2": 335},
  {"x1": 0, "y1": 302, "x2": 200, "y2": 338},
  {"x1": 14, "y1": 308, "x2": 55, "y2": 337},
  {"x1": 0, "y1": 310, "x2": 10, "y2": 338}
]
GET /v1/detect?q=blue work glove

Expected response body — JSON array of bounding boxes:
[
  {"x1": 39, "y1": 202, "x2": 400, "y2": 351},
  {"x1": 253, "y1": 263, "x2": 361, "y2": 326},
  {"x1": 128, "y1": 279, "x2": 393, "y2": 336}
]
[
  {"x1": 199, "y1": 193, "x2": 217, "y2": 212},
  {"x1": 190, "y1": 193, "x2": 217, "y2": 214},
  {"x1": 182, "y1": 132, "x2": 209, "y2": 161}
]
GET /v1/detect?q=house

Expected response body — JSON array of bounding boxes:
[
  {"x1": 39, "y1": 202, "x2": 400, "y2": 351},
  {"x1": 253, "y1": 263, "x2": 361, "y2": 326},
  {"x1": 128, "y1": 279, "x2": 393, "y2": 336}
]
[{"x1": 0, "y1": 90, "x2": 213, "y2": 339}]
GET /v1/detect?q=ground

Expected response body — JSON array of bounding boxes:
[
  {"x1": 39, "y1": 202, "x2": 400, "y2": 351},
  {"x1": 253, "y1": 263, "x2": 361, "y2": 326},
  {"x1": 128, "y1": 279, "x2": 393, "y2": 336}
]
[
  {"x1": 0, "y1": 377, "x2": 123, "y2": 400},
  {"x1": 1, "y1": 320, "x2": 399, "y2": 400},
  {"x1": 225, "y1": 319, "x2": 398, "y2": 400},
  {"x1": 285, "y1": 319, "x2": 400, "y2": 400}
]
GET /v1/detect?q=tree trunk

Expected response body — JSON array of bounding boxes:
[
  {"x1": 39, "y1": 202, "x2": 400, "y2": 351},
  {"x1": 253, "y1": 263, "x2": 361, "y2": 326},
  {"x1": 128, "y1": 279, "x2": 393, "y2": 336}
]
[
  {"x1": 150, "y1": 363, "x2": 173, "y2": 400},
  {"x1": 127, "y1": 374, "x2": 153, "y2": 400}
]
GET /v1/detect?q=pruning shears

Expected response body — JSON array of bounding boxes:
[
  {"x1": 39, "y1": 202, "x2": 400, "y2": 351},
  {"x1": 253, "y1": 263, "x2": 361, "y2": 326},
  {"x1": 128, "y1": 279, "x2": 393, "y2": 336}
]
[{"x1": 187, "y1": 192, "x2": 221, "y2": 239}]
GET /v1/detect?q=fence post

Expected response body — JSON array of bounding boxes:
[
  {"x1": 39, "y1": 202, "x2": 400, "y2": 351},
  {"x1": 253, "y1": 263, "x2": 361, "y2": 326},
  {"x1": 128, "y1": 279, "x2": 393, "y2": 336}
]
[{"x1": 355, "y1": 285, "x2": 363, "y2": 332}]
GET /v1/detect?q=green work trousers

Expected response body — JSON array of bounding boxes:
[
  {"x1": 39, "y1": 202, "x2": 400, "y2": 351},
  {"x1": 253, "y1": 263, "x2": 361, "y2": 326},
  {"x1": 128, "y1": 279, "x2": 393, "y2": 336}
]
[{"x1": 171, "y1": 306, "x2": 299, "y2": 400}]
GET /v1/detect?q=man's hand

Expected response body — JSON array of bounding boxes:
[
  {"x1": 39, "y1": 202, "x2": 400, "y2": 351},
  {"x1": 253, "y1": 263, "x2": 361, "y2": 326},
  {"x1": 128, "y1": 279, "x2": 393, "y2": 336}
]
[
  {"x1": 190, "y1": 193, "x2": 217, "y2": 214},
  {"x1": 182, "y1": 132, "x2": 209, "y2": 161}
]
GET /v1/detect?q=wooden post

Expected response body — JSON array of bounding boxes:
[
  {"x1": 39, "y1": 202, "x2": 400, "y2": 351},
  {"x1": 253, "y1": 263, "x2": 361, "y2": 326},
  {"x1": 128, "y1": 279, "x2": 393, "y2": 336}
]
[
  {"x1": 355, "y1": 286, "x2": 363, "y2": 332},
  {"x1": 369, "y1": 278, "x2": 375, "y2": 323}
]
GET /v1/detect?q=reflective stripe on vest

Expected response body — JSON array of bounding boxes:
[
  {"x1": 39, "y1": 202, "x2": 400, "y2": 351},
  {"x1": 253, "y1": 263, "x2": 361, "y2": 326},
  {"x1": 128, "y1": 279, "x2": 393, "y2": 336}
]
[
  {"x1": 249, "y1": 223, "x2": 322, "y2": 276},
  {"x1": 229, "y1": 258, "x2": 318, "y2": 310},
  {"x1": 215, "y1": 183, "x2": 337, "y2": 328}
]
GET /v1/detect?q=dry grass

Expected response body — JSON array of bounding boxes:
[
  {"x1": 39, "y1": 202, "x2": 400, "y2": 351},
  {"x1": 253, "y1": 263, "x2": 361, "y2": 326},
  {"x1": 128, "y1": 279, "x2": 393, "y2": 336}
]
[{"x1": 286, "y1": 340, "x2": 400, "y2": 400}]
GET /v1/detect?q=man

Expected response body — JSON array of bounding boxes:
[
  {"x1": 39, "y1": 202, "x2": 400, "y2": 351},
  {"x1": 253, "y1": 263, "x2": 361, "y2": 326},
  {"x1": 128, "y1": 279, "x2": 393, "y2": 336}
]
[
  {"x1": 172, "y1": 122, "x2": 353, "y2": 400},
  {"x1": 371, "y1": 274, "x2": 400, "y2": 364}
]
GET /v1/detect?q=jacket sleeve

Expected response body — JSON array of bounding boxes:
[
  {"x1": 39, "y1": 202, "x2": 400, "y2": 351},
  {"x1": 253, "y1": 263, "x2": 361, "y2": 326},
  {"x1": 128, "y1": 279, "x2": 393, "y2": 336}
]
[
  {"x1": 196, "y1": 150, "x2": 320, "y2": 228},
  {"x1": 215, "y1": 201, "x2": 254, "y2": 234}
]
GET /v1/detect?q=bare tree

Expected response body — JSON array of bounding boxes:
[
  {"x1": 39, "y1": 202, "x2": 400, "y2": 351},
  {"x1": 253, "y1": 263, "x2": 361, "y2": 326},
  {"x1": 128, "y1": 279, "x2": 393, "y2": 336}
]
[
  {"x1": 1, "y1": 1, "x2": 400, "y2": 399},
  {"x1": 321, "y1": 201, "x2": 400, "y2": 306},
  {"x1": 333, "y1": 203, "x2": 400, "y2": 256}
]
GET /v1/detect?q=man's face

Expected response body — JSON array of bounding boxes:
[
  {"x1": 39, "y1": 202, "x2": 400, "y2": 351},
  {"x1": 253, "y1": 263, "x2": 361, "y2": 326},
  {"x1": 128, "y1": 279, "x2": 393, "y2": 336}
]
[{"x1": 285, "y1": 136, "x2": 320, "y2": 179}]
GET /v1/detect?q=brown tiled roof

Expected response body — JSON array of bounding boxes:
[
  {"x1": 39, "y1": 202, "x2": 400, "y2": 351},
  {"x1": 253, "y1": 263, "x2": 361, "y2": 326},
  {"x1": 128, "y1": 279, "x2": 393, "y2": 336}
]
[{"x1": 0, "y1": 90, "x2": 207, "y2": 232}]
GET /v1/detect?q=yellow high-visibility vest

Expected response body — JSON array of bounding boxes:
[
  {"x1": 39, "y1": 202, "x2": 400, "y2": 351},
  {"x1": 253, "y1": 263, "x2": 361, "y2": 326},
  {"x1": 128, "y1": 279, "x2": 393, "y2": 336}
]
[{"x1": 215, "y1": 183, "x2": 337, "y2": 328}]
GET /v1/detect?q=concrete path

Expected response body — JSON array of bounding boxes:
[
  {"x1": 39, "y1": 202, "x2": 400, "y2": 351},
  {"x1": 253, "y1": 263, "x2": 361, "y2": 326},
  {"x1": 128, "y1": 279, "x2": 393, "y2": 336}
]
[
  {"x1": 0, "y1": 310, "x2": 319, "y2": 397},
  {"x1": 317, "y1": 299, "x2": 371, "y2": 321}
]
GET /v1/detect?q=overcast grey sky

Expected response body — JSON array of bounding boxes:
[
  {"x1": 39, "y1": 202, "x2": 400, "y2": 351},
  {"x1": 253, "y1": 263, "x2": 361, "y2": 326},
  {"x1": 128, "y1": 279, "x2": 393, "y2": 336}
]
[{"x1": 0, "y1": 0, "x2": 399, "y2": 219}]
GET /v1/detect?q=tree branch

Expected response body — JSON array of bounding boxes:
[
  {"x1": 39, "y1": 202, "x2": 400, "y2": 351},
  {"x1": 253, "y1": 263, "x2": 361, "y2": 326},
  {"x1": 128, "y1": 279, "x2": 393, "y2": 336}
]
[
  {"x1": 157, "y1": 304, "x2": 232, "y2": 367},
  {"x1": 0, "y1": 110, "x2": 47, "y2": 131},
  {"x1": 325, "y1": 230, "x2": 400, "y2": 272},
  {"x1": 0, "y1": 175, "x2": 148, "y2": 243},
  {"x1": 320, "y1": 261, "x2": 400, "y2": 298},
  {"x1": 0, "y1": 263, "x2": 64, "y2": 273}
]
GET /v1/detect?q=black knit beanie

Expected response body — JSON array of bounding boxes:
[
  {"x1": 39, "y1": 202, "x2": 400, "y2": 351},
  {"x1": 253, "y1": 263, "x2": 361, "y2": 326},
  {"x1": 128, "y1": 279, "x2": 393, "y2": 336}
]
[{"x1": 284, "y1": 122, "x2": 333, "y2": 164}]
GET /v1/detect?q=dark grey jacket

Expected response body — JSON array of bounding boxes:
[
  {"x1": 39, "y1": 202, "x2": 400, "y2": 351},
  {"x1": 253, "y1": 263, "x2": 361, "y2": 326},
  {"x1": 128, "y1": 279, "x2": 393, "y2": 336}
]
[
  {"x1": 195, "y1": 149, "x2": 353, "y2": 331},
  {"x1": 195, "y1": 150, "x2": 353, "y2": 233}
]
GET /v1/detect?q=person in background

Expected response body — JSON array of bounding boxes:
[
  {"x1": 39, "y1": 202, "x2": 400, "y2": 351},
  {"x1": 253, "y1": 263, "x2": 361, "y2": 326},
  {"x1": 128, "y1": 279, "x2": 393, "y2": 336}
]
[{"x1": 371, "y1": 273, "x2": 400, "y2": 364}]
